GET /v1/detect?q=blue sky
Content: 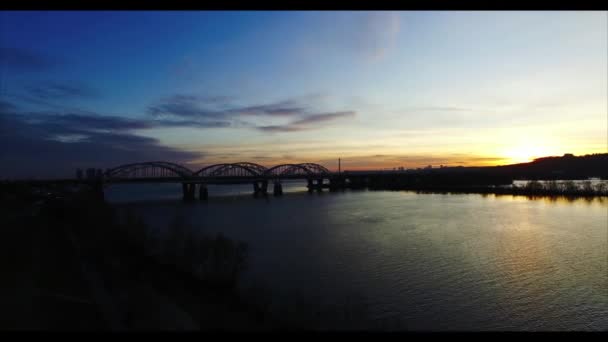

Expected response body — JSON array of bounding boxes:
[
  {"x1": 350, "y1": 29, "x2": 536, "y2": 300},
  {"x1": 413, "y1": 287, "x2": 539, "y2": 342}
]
[{"x1": 1, "y1": 11, "x2": 606, "y2": 177}]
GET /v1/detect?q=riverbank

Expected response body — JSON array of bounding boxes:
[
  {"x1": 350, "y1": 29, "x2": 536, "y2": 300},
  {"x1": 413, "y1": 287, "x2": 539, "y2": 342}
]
[{"x1": 365, "y1": 179, "x2": 608, "y2": 198}]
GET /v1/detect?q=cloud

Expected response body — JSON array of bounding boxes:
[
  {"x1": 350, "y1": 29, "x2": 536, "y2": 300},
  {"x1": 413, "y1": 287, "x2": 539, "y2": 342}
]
[
  {"x1": 256, "y1": 125, "x2": 304, "y2": 133},
  {"x1": 147, "y1": 95, "x2": 275, "y2": 128},
  {"x1": 257, "y1": 111, "x2": 355, "y2": 132},
  {"x1": 236, "y1": 101, "x2": 305, "y2": 117},
  {"x1": 0, "y1": 110, "x2": 203, "y2": 178},
  {"x1": 147, "y1": 95, "x2": 306, "y2": 120},
  {"x1": 0, "y1": 132, "x2": 201, "y2": 179},
  {"x1": 0, "y1": 47, "x2": 60, "y2": 71},
  {"x1": 28, "y1": 113, "x2": 151, "y2": 132},
  {"x1": 25, "y1": 81, "x2": 98, "y2": 100},
  {"x1": 153, "y1": 119, "x2": 231, "y2": 129},
  {"x1": 291, "y1": 111, "x2": 355, "y2": 126},
  {"x1": 147, "y1": 95, "x2": 224, "y2": 119},
  {"x1": 12, "y1": 110, "x2": 231, "y2": 135},
  {"x1": 147, "y1": 93, "x2": 355, "y2": 132}
]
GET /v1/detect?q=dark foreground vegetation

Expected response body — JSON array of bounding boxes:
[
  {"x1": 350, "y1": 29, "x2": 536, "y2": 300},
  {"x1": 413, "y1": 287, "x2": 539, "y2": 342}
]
[
  {"x1": 0, "y1": 184, "x2": 382, "y2": 331},
  {"x1": 1, "y1": 185, "x2": 257, "y2": 330}
]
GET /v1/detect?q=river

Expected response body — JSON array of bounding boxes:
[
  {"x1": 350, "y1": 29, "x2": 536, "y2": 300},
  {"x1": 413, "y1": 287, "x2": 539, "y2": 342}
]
[{"x1": 105, "y1": 181, "x2": 608, "y2": 331}]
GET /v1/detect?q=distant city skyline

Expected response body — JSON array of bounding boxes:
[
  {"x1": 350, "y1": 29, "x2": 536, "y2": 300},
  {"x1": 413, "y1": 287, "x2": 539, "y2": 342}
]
[{"x1": 1, "y1": 11, "x2": 606, "y2": 177}]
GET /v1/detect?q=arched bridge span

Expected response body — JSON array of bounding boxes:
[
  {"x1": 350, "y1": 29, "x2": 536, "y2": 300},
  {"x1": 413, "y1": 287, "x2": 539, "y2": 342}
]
[
  {"x1": 263, "y1": 163, "x2": 329, "y2": 177},
  {"x1": 84, "y1": 161, "x2": 337, "y2": 200},
  {"x1": 194, "y1": 162, "x2": 268, "y2": 177},
  {"x1": 104, "y1": 161, "x2": 194, "y2": 179},
  {"x1": 102, "y1": 161, "x2": 331, "y2": 180}
]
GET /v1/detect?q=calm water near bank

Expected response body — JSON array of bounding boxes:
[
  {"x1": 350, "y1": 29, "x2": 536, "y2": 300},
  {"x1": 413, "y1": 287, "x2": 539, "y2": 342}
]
[{"x1": 105, "y1": 183, "x2": 608, "y2": 331}]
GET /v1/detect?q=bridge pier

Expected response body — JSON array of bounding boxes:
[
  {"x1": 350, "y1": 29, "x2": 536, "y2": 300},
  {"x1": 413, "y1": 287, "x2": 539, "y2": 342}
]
[
  {"x1": 199, "y1": 184, "x2": 208, "y2": 200},
  {"x1": 307, "y1": 178, "x2": 314, "y2": 193},
  {"x1": 316, "y1": 178, "x2": 323, "y2": 192},
  {"x1": 261, "y1": 180, "x2": 268, "y2": 196},
  {"x1": 252, "y1": 180, "x2": 269, "y2": 198},
  {"x1": 253, "y1": 181, "x2": 260, "y2": 198},
  {"x1": 182, "y1": 183, "x2": 196, "y2": 201},
  {"x1": 273, "y1": 181, "x2": 283, "y2": 196}
]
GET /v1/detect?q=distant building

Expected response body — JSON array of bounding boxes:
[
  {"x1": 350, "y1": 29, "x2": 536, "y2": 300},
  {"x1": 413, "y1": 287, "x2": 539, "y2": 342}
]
[{"x1": 76, "y1": 168, "x2": 83, "y2": 179}]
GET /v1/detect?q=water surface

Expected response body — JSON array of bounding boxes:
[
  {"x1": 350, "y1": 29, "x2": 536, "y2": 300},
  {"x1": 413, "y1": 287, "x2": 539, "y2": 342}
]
[{"x1": 106, "y1": 184, "x2": 608, "y2": 330}]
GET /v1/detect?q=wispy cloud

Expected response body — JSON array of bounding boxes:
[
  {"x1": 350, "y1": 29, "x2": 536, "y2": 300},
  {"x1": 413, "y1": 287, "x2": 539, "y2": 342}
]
[
  {"x1": 147, "y1": 95, "x2": 306, "y2": 119},
  {"x1": 147, "y1": 93, "x2": 355, "y2": 133},
  {"x1": 147, "y1": 94, "x2": 225, "y2": 119},
  {"x1": 291, "y1": 111, "x2": 356, "y2": 126},
  {"x1": 257, "y1": 111, "x2": 356, "y2": 132},
  {"x1": 153, "y1": 119, "x2": 231, "y2": 129},
  {"x1": 18, "y1": 111, "x2": 232, "y2": 135},
  {"x1": 0, "y1": 108, "x2": 202, "y2": 178},
  {"x1": 237, "y1": 101, "x2": 306, "y2": 117}
]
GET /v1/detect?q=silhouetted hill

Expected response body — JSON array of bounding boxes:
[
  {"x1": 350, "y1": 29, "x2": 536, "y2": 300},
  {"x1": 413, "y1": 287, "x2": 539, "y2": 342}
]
[{"x1": 488, "y1": 153, "x2": 608, "y2": 179}]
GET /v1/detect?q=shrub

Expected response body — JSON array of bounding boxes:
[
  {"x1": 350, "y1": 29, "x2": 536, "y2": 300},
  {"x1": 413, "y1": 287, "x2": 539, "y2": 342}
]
[
  {"x1": 561, "y1": 180, "x2": 579, "y2": 194},
  {"x1": 524, "y1": 180, "x2": 543, "y2": 193},
  {"x1": 545, "y1": 180, "x2": 560, "y2": 194},
  {"x1": 581, "y1": 181, "x2": 594, "y2": 194},
  {"x1": 595, "y1": 182, "x2": 607, "y2": 195}
]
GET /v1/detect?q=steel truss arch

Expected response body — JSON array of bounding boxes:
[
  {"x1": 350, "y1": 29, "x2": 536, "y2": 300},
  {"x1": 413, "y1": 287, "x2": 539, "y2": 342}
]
[
  {"x1": 194, "y1": 162, "x2": 267, "y2": 177},
  {"x1": 102, "y1": 161, "x2": 329, "y2": 180},
  {"x1": 297, "y1": 163, "x2": 331, "y2": 175},
  {"x1": 105, "y1": 161, "x2": 194, "y2": 179},
  {"x1": 264, "y1": 164, "x2": 314, "y2": 177}
]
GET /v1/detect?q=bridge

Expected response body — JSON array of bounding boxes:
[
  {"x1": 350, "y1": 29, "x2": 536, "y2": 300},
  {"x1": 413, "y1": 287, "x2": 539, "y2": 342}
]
[
  {"x1": 5, "y1": 161, "x2": 524, "y2": 202},
  {"x1": 78, "y1": 161, "x2": 342, "y2": 201}
]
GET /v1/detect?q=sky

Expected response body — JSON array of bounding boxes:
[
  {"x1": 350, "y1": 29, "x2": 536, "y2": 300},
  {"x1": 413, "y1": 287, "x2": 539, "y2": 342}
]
[{"x1": 0, "y1": 11, "x2": 606, "y2": 178}]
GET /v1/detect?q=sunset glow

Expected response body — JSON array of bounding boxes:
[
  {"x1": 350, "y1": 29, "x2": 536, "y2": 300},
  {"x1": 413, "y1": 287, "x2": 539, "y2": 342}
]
[{"x1": 0, "y1": 11, "x2": 606, "y2": 177}]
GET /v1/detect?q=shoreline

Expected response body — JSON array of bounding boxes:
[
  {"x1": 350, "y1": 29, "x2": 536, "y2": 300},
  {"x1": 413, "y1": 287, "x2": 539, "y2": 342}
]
[{"x1": 104, "y1": 185, "x2": 608, "y2": 207}]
